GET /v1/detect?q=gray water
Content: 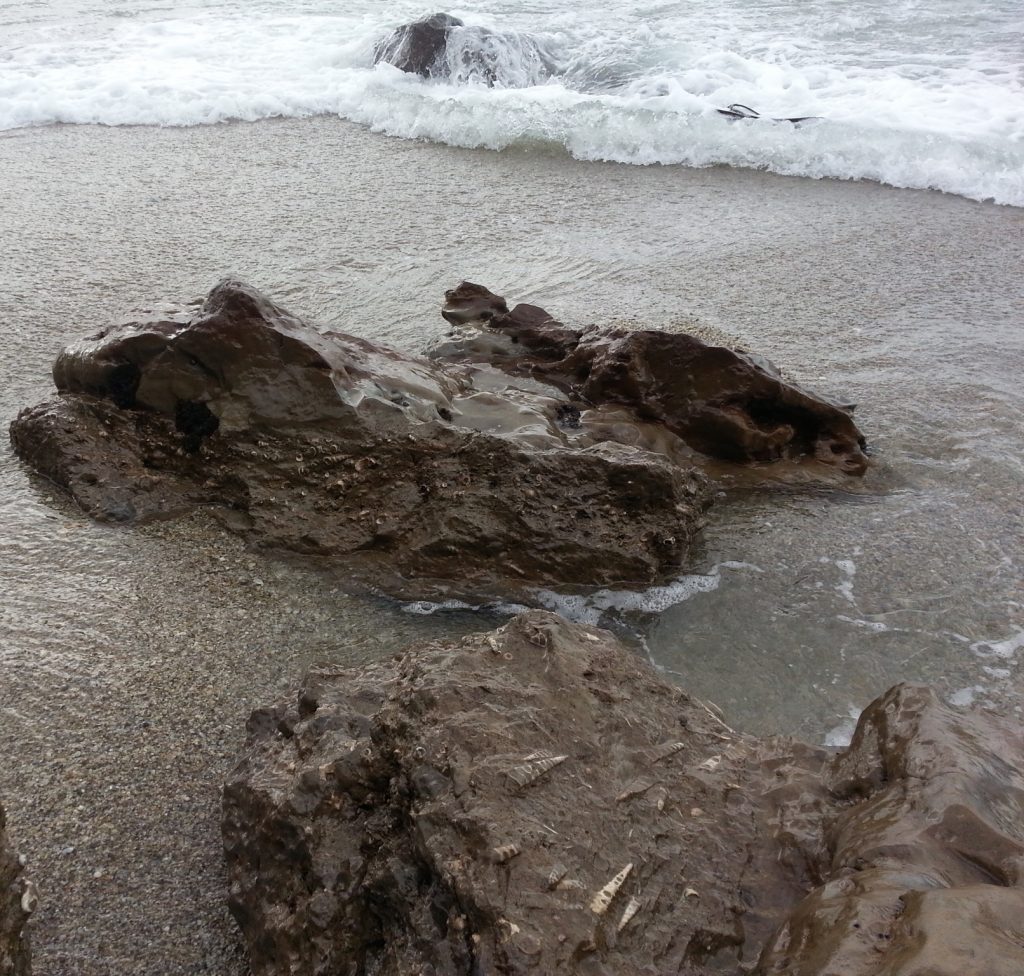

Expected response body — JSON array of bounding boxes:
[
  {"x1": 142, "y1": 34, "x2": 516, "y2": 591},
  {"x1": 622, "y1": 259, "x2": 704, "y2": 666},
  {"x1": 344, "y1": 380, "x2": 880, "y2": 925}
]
[{"x1": 0, "y1": 117, "x2": 1022, "y2": 971}]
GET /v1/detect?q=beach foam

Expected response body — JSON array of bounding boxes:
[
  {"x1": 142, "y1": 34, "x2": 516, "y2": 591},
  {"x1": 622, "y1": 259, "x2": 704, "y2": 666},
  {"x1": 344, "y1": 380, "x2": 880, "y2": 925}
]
[{"x1": 1, "y1": 2, "x2": 1022, "y2": 205}]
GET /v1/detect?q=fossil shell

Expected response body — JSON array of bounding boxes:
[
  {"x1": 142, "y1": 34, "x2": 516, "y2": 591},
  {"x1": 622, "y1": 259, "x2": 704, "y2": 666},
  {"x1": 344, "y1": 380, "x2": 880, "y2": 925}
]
[
  {"x1": 697, "y1": 755, "x2": 721, "y2": 772},
  {"x1": 684, "y1": 886, "x2": 700, "y2": 899},
  {"x1": 616, "y1": 778, "x2": 655, "y2": 802},
  {"x1": 20, "y1": 881, "x2": 37, "y2": 914},
  {"x1": 492, "y1": 844, "x2": 520, "y2": 864},
  {"x1": 507, "y1": 753, "x2": 567, "y2": 788},
  {"x1": 650, "y1": 741, "x2": 687, "y2": 764},
  {"x1": 547, "y1": 863, "x2": 568, "y2": 889},
  {"x1": 617, "y1": 895, "x2": 642, "y2": 932},
  {"x1": 590, "y1": 863, "x2": 633, "y2": 915}
]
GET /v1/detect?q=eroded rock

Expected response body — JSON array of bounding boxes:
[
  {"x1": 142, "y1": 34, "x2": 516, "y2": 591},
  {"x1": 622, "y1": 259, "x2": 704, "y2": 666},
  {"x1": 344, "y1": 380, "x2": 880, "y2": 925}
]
[
  {"x1": 436, "y1": 282, "x2": 869, "y2": 473},
  {"x1": 756, "y1": 684, "x2": 1024, "y2": 975},
  {"x1": 9, "y1": 280, "x2": 709, "y2": 597},
  {"x1": 222, "y1": 611, "x2": 827, "y2": 976},
  {"x1": 223, "y1": 614, "x2": 1024, "y2": 976},
  {"x1": 0, "y1": 804, "x2": 31, "y2": 976}
]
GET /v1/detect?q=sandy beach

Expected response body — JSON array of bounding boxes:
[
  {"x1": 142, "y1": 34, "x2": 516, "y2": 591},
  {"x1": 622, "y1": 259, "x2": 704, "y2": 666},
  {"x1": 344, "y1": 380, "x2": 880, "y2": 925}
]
[{"x1": 1, "y1": 116, "x2": 1022, "y2": 972}]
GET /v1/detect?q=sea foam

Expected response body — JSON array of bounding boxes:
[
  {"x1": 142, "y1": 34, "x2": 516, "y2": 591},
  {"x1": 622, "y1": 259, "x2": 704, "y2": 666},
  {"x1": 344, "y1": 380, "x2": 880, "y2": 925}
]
[{"x1": 1, "y1": 5, "x2": 1021, "y2": 205}]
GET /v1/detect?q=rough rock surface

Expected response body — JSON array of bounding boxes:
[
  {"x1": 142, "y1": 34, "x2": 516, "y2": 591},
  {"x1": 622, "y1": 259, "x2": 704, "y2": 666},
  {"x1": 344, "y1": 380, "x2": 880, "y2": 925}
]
[
  {"x1": 223, "y1": 613, "x2": 1024, "y2": 976},
  {"x1": 759, "y1": 683, "x2": 1024, "y2": 976},
  {"x1": 9, "y1": 280, "x2": 709, "y2": 596},
  {"x1": 373, "y1": 13, "x2": 464, "y2": 78},
  {"x1": 0, "y1": 804, "x2": 30, "y2": 976},
  {"x1": 436, "y1": 282, "x2": 868, "y2": 473}
]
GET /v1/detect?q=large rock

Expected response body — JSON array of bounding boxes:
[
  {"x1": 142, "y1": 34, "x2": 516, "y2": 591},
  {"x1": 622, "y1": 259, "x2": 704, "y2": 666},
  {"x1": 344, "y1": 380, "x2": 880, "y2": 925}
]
[
  {"x1": 758, "y1": 684, "x2": 1024, "y2": 975},
  {"x1": 222, "y1": 613, "x2": 1024, "y2": 976},
  {"x1": 436, "y1": 282, "x2": 868, "y2": 473},
  {"x1": 222, "y1": 611, "x2": 827, "y2": 975},
  {"x1": 9, "y1": 280, "x2": 709, "y2": 597},
  {"x1": 373, "y1": 13, "x2": 464, "y2": 78},
  {"x1": 372, "y1": 15, "x2": 557, "y2": 88},
  {"x1": 0, "y1": 805, "x2": 31, "y2": 976}
]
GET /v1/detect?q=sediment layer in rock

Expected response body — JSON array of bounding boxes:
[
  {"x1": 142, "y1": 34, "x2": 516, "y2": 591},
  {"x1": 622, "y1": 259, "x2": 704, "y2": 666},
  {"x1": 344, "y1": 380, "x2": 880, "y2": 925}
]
[
  {"x1": 223, "y1": 612, "x2": 1024, "y2": 976},
  {"x1": 0, "y1": 804, "x2": 31, "y2": 976}
]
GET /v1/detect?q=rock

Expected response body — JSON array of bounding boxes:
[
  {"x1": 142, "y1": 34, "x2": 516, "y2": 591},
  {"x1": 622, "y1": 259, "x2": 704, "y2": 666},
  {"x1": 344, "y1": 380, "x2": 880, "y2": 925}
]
[
  {"x1": 756, "y1": 684, "x2": 1024, "y2": 975},
  {"x1": 373, "y1": 13, "x2": 464, "y2": 78},
  {"x1": 222, "y1": 611, "x2": 828, "y2": 976},
  {"x1": 372, "y1": 16, "x2": 558, "y2": 88},
  {"x1": 223, "y1": 614, "x2": 1024, "y2": 976},
  {"x1": 434, "y1": 282, "x2": 868, "y2": 473},
  {"x1": 9, "y1": 280, "x2": 710, "y2": 597},
  {"x1": 0, "y1": 804, "x2": 31, "y2": 976}
]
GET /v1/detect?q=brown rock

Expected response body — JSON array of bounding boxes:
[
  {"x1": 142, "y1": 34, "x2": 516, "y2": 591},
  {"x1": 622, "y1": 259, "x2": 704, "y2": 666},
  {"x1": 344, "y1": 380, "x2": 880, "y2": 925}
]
[
  {"x1": 223, "y1": 616, "x2": 1024, "y2": 976},
  {"x1": 756, "y1": 684, "x2": 1024, "y2": 975},
  {"x1": 433, "y1": 283, "x2": 869, "y2": 474},
  {"x1": 9, "y1": 280, "x2": 709, "y2": 597},
  {"x1": 222, "y1": 611, "x2": 827, "y2": 976}
]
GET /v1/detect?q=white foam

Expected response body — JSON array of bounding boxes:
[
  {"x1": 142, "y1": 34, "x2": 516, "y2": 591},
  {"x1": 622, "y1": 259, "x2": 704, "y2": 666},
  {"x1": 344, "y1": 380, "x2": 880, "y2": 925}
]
[
  {"x1": 532, "y1": 561, "x2": 758, "y2": 625},
  {"x1": 1, "y1": 5, "x2": 1022, "y2": 205},
  {"x1": 824, "y1": 704, "x2": 862, "y2": 748},
  {"x1": 948, "y1": 684, "x2": 986, "y2": 707},
  {"x1": 971, "y1": 629, "x2": 1024, "y2": 660}
]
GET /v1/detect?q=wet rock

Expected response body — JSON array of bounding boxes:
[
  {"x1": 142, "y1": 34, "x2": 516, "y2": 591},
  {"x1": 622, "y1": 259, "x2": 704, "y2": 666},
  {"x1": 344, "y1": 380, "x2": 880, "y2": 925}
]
[
  {"x1": 755, "y1": 684, "x2": 1024, "y2": 975},
  {"x1": 373, "y1": 13, "x2": 464, "y2": 78},
  {"x1": 435, "y1": 282, "x2": 869, "y2": 474},
  {"x1": 0, "y1": 804, "x2": 31, "y2": 976},
  {"x1": 222, "y1": 611, "x2": 828, "y2": 976},
  {"x1": 9, "y1": 280, "x2": 709, "y2": 597},
  {"x1": 223, "y1": 615, "x2": 1024, "y2": 976}
]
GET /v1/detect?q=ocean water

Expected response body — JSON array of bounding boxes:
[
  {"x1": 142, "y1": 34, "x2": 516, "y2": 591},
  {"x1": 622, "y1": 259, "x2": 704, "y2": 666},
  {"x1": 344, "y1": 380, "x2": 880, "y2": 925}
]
[{"x1": 1, "y1": 0, "x2": 1022, "y2": 204}]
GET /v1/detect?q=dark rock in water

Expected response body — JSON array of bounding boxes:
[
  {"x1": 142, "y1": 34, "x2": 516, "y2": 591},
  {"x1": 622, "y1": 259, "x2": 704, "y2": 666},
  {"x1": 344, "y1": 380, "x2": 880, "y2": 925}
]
[
  {"x1": 0, "y1": 804, "x2": 31, "y2": 976},
  {"x1": 9, "y1": 280, "x2": 709, "y2": 596},
  {"x1": 222, "y1": 613, "x2": 1024, "y2": 976},
  {"x1": 436, "y1": 282, "x2": 868, "y2": 473},
  {"x1": 372, "y1": 16, "x2": 558, "y2": 88},
  {"x1": 373, "y1": 13, "x2": 464, "y2": 78}
]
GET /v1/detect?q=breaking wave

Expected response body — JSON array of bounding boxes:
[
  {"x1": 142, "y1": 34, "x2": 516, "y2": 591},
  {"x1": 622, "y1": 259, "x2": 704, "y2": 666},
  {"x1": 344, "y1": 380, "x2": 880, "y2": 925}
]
[{"x1": 1, "y1": 3, "x2": 1021, "y2": 205}]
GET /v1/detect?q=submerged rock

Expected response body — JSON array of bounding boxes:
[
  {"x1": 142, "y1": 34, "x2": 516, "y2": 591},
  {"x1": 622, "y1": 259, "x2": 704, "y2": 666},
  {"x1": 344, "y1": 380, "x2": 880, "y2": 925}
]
[
  {"x1": 222, "y1": 613, "x2": 1024, "y2": 976},
  {"x1": 9, "y1": 280, "x2": 709, "y2": 596},
  {"x1": 436, "y1": 282, "x2": 868, "y2": 473},
  {"x1": 373, "y1": 14, "x2": 558, "y2": 88},
  {"x1": 373, "y1": 13, "x2": 464, "y2": 78},
  {"x1": 0, "y1": 804, "x2": 31, "y2": 976}
]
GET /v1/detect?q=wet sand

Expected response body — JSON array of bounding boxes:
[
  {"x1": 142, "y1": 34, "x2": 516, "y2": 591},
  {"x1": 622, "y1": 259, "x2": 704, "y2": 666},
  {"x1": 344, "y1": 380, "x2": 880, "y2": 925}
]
[{"x1": 0, "y1": 116, "x2": 1022, "y2": 973}]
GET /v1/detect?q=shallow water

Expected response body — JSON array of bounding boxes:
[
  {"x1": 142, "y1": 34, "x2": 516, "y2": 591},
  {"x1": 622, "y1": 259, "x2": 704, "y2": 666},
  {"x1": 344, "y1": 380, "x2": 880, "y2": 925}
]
[{"x1": 0, "y1": 117, "x2": 1022, "y2": 971}]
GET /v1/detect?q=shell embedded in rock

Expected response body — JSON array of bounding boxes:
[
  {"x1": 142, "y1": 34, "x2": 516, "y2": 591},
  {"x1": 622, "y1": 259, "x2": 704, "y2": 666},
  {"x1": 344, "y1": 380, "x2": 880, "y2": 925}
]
[
  {"x1": 20, "y1": 880, "x2": 38, "y2": 914},
  {"x1": 617, "y1": 895, "x2": 642, "y2": 932},
  {"x1": 492, "y1": 844, "x2": 520, "y2": 864},
  {"x1": 547, "y1": 862, "x2": 568, "y2": 889},
  {"x1": 697, "y1": 755, "x2": 721, "y2": 772},
  {"x1": 590, "y1": 863, "x2": 633, "y2": 915},
  {"x1": 507, "y1": 753, "x2": 567, "y2": 788},
  {"x1": 616, "y1": 778, "x2": 655, "y2": 802},
  {"x1": 650, "y1": 741, "x2": 687, "y2": 764}
]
